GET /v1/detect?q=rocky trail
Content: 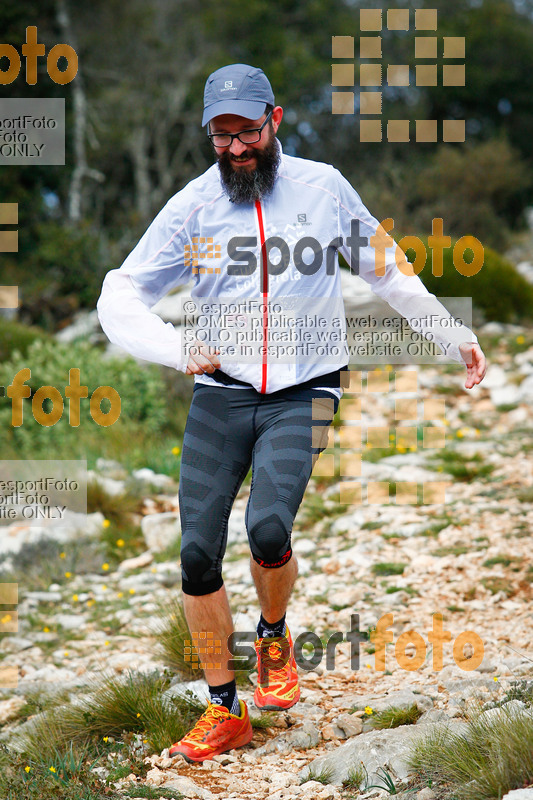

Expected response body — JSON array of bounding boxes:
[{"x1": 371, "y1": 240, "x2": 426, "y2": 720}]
[{"x1": 1, "y1": 322, "x2": 533, "y2": 799}]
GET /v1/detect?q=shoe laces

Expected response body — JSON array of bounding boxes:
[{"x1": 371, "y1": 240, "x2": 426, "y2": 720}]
[
  {"x1": 184, "y1": 704, "x2": 231, "y2": 742},
  {"x1": 261, "y1": 637, "x2": 293, "y2": 681}
]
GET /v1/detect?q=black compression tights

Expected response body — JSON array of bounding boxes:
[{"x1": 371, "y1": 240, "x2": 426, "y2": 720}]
[{"x1": 179, "y1": 383, "x2": 339, "y2": 596}]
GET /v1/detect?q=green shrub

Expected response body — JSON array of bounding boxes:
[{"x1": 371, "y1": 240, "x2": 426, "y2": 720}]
[
  {"x1": 409, "y1": 705, "x2": 533, "y2": 799},
  {"x1": 0, "y1": 318, "x2": 52, "y2": 361},
  {"x1": 417, "y1": 241, "x2": 533, "y2": 324},
  {"x1": 0, "y1": 339, "x2": 168, "y2": 462}
]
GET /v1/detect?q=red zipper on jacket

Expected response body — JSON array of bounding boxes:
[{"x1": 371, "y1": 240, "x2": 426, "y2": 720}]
[{"x1": 255, "y1": 199, "x2": 268, "y2": 393}]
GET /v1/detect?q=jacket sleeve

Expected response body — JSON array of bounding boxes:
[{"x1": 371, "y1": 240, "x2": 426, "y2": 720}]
[
  {"x1": 334, "y1": 169, "x2": 478, "y2": 363},
  {"x1": 97, "y1": 196, "x2": 192, "y2": 372}
]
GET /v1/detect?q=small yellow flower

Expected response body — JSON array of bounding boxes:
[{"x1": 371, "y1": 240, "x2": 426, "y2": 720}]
[
  {"x1": 151, "y1": 567, "x2": 157, "y2": 573},
  {"x1": 129, "y1": 588, "x2": 136, "y2": 595},
  {"x1": 102, "y1": 563, "x2": 110, "y2": 571},
  {"x1": 172, "y1": 446, "x2": 181, "y2": 455},
  {"x1": 25, "y1": 766, "x2": 31, "y2": 773},
  {"x1": 143, "y1": 739, "x2": 147, "y2": 743},
  {"x1": 397, "y1": 446, "x2": 406, "y2": 453},
  {"x1": 101, "y1": 585, "x2": 107, "y2": 592},
  {"x1": 59, "y1": 552, "x2": 66, "y2": 559},
  {"x1": 64, "y1": 571, "x2": 72, "y2": 578},
  {"x1": 72, "y1": 595, "x2": 78, "y2": 602},
  {"x1": 64, "y1": 651, "x2": 69, "y2": 657},
  {"x1": 136, "y1": 712, "x2": 141, "y2": 718},
  {"x1": 49, "y1": 766, "x2": 56, "y2": 773},
  {"x1": 1, "y1": 614, "x2": 12, "y2": 624},
  {"x1": 116, "y1": 538, "x2": 125, "y2": 547},
  {"x1": 103, "y1": 736, "x2": 109, "y2": 743},
  {"x1": 87, "y1": 599, "x2": 95, "y2": 607},
  {"x1": 456, "y1": 430, "x2": 465, "y2": 438},
  {"x1": 494, "y1": 676, "x2": 499, "y2": 682},
  {"x1": 365, "y1": 706, "x2": 373, "y2": 715},
  {"x1": 105, "y1": 640, "x2": 110, "y2": 646},
  {"x1": 475, "y1": 429, "x2": 480, "y2": 436},
  {"x1": 516, "y1": 335, "x2": 525, "y2": 344},
  {"x1": 43, "y1": 626, "x2": 50, "y2": 632},
  {"x1": 117, "y1": 592, "x2": 124, "y2": 598},
  {"x1": 102, "y1": 519, "x2": 111, "y2": 528}
]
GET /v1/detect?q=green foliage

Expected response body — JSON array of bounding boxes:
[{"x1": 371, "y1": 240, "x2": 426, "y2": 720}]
[
  {"x1": 0, "y1": 318, "x2": 51, "y2": 362},
  {"x1": 412, "y1": 138, "x2": 532, "y2": 251},
  {"x1": 15, "y1": 669, "x2": 204, "y2": 760},
  {"x1": 153, "y1": 593, "x2": 254, "y2": 685},
  {"x1": 481, "y1": 576, "x2": 513, "y2": 596},
  {"x1": 86, "y1": 481, "x2": 139, "y2": 526},
  {"x1": 370, "y1": 703, "x2": 423, "y2": 730},
  {"x1": 0, "y1": 338, "x2": 168, "y2": 462},
  {"x1": 22, "y1": 223, "x2": 108, "y2": 330},
  {"x1": 408, "y1": 704, "x2": 533, "y2": 799},
  {"x1": 432, "y1": 545, "x2": 469, "y2": 557},
  {"x1": 300, "y1": 764, "x2": 335, "y2": 785},
  {"x1": 359, "y1": 137, "x2": 533, "y2": 254},
  {"x1": 0, "y1": 535, "x2": 107, "y2": 590},
  {"x1": 342, "y1": 763, "x2": 366, "y2": 790},
  {"x1": 152, "y1": 594, "x2": 204, "y2": 680},
  {"x1": 371, "y1": 562, "x2": 406, "y2": 576},
  {"x1": 428, "y1": 450, "x2": 495, "y2": 481},
  {"x1": 417, "y1": 240, "x2": 533, "y2": 324},
  {"x1": 482, "y1": 554, "x2": 521, "y2": 568},
  {"x1": 0, "y1": 740, "x2": 110, "y2": 800}
]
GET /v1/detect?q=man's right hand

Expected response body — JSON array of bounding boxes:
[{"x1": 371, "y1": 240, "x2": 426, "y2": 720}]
[{"x1": 185, "y1": 339, "x2": 221, "y2": 375}]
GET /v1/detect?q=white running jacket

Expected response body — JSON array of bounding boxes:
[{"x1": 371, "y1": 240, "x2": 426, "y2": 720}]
[{"x1": 97, "y1": 141, "x2": 477, "y2": 394}]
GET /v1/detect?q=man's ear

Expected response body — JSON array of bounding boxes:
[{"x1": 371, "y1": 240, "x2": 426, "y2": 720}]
[{"x1": 271, "y1": 106, "x2": 283, "y2": 133}]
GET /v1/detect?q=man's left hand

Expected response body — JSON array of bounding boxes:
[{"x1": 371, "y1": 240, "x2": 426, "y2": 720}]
[{"x1": 459, "y1": 342, "x2": 487, "y2": 389}]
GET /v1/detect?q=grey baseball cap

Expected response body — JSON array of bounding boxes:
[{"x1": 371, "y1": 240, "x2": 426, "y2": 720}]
[{"x1": 202, "y1": 64, "x2": 275, "y2": 127}]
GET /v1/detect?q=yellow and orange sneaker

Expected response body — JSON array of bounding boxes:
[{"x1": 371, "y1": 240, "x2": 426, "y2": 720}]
[
  {"x1": 253, "y1": 626, "x2": 300, "y2": 710},
  {"x1": 168, "y1": 700, "x2": 253, "y2": 762}
]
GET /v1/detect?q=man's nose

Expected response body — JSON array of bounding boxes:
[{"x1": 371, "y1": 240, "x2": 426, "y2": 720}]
[{"x1": 229, "y1": 136, "x2": 248, "y2": 156}]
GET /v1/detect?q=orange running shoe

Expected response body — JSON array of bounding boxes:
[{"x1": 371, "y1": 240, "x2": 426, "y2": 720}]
[
  {"x1": 168, "y1": 700, "x2": 253, "y2": 762},
  {"x1": 253, "y1": 626, "x2": 300, "y2": 710}
]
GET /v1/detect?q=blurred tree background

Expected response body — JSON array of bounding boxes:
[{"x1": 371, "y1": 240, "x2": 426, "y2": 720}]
[{"x1": 1, "y1": 0, "x2": 533, "y2": 329}]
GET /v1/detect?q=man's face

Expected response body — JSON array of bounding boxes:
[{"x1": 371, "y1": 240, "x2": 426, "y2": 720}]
[{"x1": 210, "y1": 107, "x2": 282, "y2": 204}]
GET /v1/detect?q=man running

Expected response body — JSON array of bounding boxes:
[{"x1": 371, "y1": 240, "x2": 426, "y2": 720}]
[{"x1": 97, "y1": 63, "x2": 486, "y2": 762}]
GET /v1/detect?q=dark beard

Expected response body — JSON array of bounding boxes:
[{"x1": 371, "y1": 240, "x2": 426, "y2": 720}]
[{"x1": 216, "y1": 135, "x2": 280, "y2": 204}]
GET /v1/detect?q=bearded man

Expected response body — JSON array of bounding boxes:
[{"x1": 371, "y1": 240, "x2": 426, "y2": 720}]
[{"x1": 97, "y1": 63, "x2": 486, "y2": 762}]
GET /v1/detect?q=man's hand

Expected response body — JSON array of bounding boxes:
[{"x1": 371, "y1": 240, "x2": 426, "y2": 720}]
[
  {"x1": 186, "y1": 339, "x2": 221, "y2": 375},
  {"x1": 459, "y1": 342, "x2": 486, "y2": 389}
]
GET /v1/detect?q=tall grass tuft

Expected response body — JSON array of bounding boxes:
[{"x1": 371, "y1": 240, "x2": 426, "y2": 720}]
[
  {"x1": 14, "y1": 669, "x2": 204, "y2": 760},
  {"x1": 409, "y1": 704, "x2": 533, "y2": 799}
]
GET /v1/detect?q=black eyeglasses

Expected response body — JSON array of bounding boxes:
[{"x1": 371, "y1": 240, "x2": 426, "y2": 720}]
[{"x1": 207, "y1": 111, "x2": 273, "y2": 148}]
